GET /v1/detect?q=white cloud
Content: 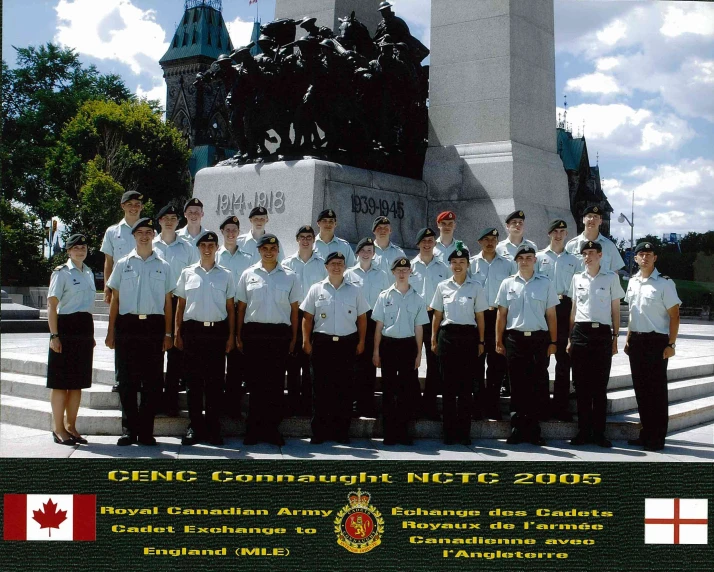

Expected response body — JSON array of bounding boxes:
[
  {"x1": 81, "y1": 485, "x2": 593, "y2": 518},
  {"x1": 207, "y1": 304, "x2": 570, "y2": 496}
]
[
  {"x1": 136, "y1": 83, "x2": 166, "y2": 111},
  {"x1": 565, "y1": 72, "x2": 621, "y2": 94},
  {"x1": 595, "y1": 57, "x2": 620, "y2": 71},
  {"x1": 596, "y1": 19, "x2": 627, "y2": 46},
  {"x1": 226, "y1": 16, "x2": 254, "y2": 49},
  {"x1": 660, "y1": 5, "x2": 714, "y2": 38}
]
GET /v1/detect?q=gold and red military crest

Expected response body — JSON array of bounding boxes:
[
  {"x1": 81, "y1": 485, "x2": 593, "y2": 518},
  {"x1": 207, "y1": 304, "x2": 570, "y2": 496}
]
[{"x1": 334, "y1": 489, "x2": 384, "y2": 554}]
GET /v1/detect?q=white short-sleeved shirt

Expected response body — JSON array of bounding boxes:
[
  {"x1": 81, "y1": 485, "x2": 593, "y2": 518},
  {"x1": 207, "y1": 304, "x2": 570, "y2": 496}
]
[
  {"x1": 153, "y1": 234, "x2": 198, "y2": 288},
  {"x1": 625, "y1": 269, "x2": 681, "y2": 334},
  {"x1": 313, "y1": 235, "x2": 356, "y2": 268},
  {"x1": 469, "y1": 253, "x2": 514, "y2": 308},
  {"x1": 345, "y1": 263, "x2": 391, "y2": 308},
  {"x1": 282, "y1": 252, "x2": 328, "y2": 303},
  {"x1": 48, "y1": 259, "x2": 95, "y2": 314},
  {"x1": 409, "y1": 255, "x2": 449, "y2": 310},
  {"x1": 235, "y1": 263, "x2": 300, "y2": 325},
  {"x1": 433, "y1": 237, "x2": 467, "y2": 264},
  {"x1": 565, "y1": 232, "x2": 625, "y2": 273},
  {"x1": 106, "y1": 250, "x2": 174, "y2": 316},
  {"x1": 217, "y1": 246, "x2": 253, "y2": 286},
  {"x1": 374, "y1": 242, "x2": 406, "y2": 274},
  {"x1": 177, "y1": 225, "x2": 207, "y2": 247},
  {"x1": 496, "y1": 237, "x2": 538, "y2": 261},
  {"x1": 430, "y1": 277, "x2": 489, "y2": 327},
  {"x1": 496, "y1": 273, "x2": 559, "y2": 332},
  {"x1": 100, "y1": 219, "x2": 135, "y2": 265},
  {"x1": 569, "y1": 269, "x2": 625, "y2": 326},
  {"x1": 372, "y1": 285, "x2": 429, "y2": 339},
  {"x1": 300, "y1": 278, "x2": 370, "y2": 336},
  {"x1": 237, "y1": 231, "x2": 286, "y2": 263},
  {"x1": 175, "y1": 263, "x2": 236, "y2": 322},
  {"x1": 536, "y1": 248, "x2": 579, "y2": 296}
]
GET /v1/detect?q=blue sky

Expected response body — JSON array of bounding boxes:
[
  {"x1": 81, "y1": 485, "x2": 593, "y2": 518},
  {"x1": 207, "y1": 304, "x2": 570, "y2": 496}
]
[{"x1": 3, "y1": 0, "x2": 713, "y2": 242}]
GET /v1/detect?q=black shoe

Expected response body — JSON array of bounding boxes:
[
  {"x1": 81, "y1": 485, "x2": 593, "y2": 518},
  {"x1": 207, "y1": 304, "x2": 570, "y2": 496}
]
[
  {"x1": 208, "y1": 435, "x2": 224, "y2": 446},
  {"x1": 309, "y1": 437, "x2": 324, "y2": 445},
  {"x1": 52, "y1": 432, "x2": 77, "y2": 446},
  {"x1": 243, "y1": 435, "x2": 259, "y2": 446},
  {"x1": 461, "y1": 437, "x2": 473, "y2": 446},
  {"x1": 593, "y1": 435, "x2": 612, "y2": 448},
  {"x1": 267, "y1": 433, "x2": 285, "y2": 446},
  {"x1": 570, "y1": 432, "x2": 590, "y2": 446},
  {"x1": 182, "y1": 428, "x2": 199, "y2": 446},
  {"x1": 644, "y1": 443, "x2": 665, "y2": 452},
  {"x1": 67, "y1": 432, "x2": 88, "y2": 444},
  {"x1": 138, "y1": 436, "x2": 157, "y2": 446},
  {"x1": 627, "y1": 437, "x2": 645, "y2": 446},
  {"x1": 506, "y1": 431, "x2": 523, "y2": 445},
  {"x1": 111, "y1": 382, "x2": 120, "y2": 393},
  {"x1": 117, "y1": 433, "x2": 136, "y2": 446}
]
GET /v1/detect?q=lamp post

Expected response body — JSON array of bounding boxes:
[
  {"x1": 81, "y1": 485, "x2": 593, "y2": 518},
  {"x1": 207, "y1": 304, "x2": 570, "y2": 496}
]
[{"x1": 618, "y1": 188, "x2": 635, "y2": 277}]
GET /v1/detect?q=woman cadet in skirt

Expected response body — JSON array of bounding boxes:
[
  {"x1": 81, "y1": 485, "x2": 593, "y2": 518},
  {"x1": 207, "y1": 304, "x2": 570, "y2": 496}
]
[{"x1": 47, "y1": 234, "x2": 95, "y2": 445}]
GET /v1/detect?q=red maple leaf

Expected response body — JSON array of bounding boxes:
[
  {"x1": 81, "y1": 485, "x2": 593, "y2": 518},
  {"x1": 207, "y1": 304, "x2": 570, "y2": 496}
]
[{"x1": 32, "y1": 498, "x2": 67, "y2": 537}]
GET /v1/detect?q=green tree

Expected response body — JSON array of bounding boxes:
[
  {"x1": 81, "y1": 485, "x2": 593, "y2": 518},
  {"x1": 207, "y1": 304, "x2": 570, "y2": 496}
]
[{"x1": 0, "y1": 199, "x2": 52, "y2": 286}]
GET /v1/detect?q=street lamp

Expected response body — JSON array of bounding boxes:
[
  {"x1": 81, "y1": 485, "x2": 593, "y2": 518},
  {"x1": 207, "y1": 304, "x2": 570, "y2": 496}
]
[{"x1": 618, "y1": 188, "x2": 635, "y2": 277}]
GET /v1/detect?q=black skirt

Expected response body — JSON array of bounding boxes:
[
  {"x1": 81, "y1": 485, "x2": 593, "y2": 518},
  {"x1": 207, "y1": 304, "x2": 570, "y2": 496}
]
[{"x1": 46, "y1": 312, "x2": 94, "y2": 389}]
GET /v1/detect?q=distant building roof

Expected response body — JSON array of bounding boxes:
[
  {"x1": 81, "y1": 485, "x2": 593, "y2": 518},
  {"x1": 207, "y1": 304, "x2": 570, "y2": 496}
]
[
  {"x1": 160, "y1": 2, "x2": 234, "y2": 65},
  {"x1": 557, "y1": 127, "x2": 585, "y2": 171}
]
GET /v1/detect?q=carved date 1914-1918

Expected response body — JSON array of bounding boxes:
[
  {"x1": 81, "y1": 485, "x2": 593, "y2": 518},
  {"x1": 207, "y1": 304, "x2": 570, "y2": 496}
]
[
  {"x1": 215, "y1": 191, "x2": 286, "y2": 216},
  {"x1": 351, "y1": 194, "x2": 405, "y2": 220}
]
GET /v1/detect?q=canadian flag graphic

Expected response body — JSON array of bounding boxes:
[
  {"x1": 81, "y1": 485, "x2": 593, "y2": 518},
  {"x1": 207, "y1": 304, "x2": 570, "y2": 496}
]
[
  {"x1": 4, "y1": 494, "x2": 96, "y2": 541},
  {"x1": 645, "y1": 498, "x2": 708, "y2": 544}
]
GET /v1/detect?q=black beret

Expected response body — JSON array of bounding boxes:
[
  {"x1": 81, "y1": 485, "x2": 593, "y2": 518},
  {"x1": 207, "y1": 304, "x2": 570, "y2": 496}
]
[
  {"x1": 196, "y1": 231, "x2": 219, "y2": 245},
  {"x1": 391, "y1": 257, "x2": 411, "y2": 270},
  {"x1": 372, "y1": 216, "x2": 391, "y2": 231},
  {"x1": 580, "y1": 240, "x2": 602, "y2": 254},
  {"x1": 505, "y1": 210, "x2": 525, "y2": 223},
  {"x1": 583, "y1": 205, "x2": 603, "y2": 216},
  {"x1": 296, "y1": 224, "x2": 315, "y2": 237},
  {"x1": 66, "y1": 234, "x2": 88, "y2": 249},
  {"x1": 477, "y1": 227, "x2": 499, "y2": 241},
  {"x1": 324, "y1": 252, "x2": 346, "y2": 264},
  {"x1": 156, "y1": 205, "x2": 179, "y2": 219},
  {"x1": 514, "y1": 244, "x2": 537, "y2": 258},
  {"x1": 121, "y1": 191, "x2": 143, "y2": 204},
  {"x1": 220, "y1": 215, "x2": 240, "y2": 230},
  {"x1": 249, "y1": 206, "x2": 268, "y2": 218},
  {"x1": 415, "y1": 227, "x2": 436, "y2": 245},
  {"x1": 448, "y1": 241, "x2": 470, "y2": 261},
  {"x1": 256, "y1": 233, "x2": 279, "y2": 247},
  {"x1": 548, "y1": 219, "x2": 568, "y2": 233},
  {"x1": 634, "y1": 241, "x2": 656, "y2": 254},
  {"x1": 131, "y1": 218, "x2": 154, "y2": 234},
  {"x1": 355, "y1": 237, "x2": 375, "y2": 253},
  {"x1": 317, "y1": 209, "x2": 337, "y2": 221},
  {"x1": 184, "y1": 197, "x2": 203, "y2": 211}
]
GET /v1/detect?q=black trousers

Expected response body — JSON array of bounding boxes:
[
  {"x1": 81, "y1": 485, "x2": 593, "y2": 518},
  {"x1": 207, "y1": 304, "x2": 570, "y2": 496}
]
[
  {"x1": 353, "y1": 311, "x2": 377, "y2": 416},
  {"x1": 421, "y1": 309, "x2": 441, "y2": 416},
  {"x1": 438, "y1": 325, "x2": 478, "y2": 442},
  {"x1": 243, "y1": 322, "x2": 291, "y2": 439},
  {"x1": 311, "y1": 332, "x2": 358, "y2": 441},
  {"x1": 570, "y1": 322, "x2": 612, "y2": 436},
  {"x1": 629, "y1": 332, "x2": 670, "y2": 448},
  {"x1": 505, "y1": 330, "x2": 550, "y2": 440},
  {"x1": 164, "y1": 296, "x2": 183, "y2": 410},
  {"x1": 115, "y1": 314, "x2": 164, "y2": 438},
  {"x1": 551, "y1": 296, "x2": 573, "y2": 414},
  {"x1": 477, "y1": 309, "x2": 508, "y2": 418},
  {"x1": 286, "y1": 310, "x2": 312, "y2": 415},
  {"x1": 182, "y1": 319, "x2": 228, "y2": 438},
  {"x1": 380, "y1": 336, "x2": 418, "y2": 442}
]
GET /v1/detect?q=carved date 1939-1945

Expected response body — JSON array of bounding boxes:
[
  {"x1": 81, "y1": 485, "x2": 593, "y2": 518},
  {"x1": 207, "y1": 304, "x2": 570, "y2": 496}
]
[
  {"x1": 215, "y1": 191, "x2": 286, "y2": 216},
  {"x1": 351, "y1": 194, "x2": 404, "y2": 220}
]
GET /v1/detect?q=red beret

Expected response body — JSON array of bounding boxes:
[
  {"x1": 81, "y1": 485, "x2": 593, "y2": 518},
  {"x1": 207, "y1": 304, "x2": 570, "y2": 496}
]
[{"x1": 436, "y1": 211, "x2": 456, "y2": 223}]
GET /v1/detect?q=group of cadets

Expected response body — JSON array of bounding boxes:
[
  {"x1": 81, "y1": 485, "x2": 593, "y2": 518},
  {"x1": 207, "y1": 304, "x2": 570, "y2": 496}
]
[{"x1": 95, "y1": 190, "x2": 680, "y2": 451}]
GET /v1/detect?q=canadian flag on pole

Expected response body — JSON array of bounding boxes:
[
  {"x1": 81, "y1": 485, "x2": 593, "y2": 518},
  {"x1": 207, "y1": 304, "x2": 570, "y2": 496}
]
[
  {"x1": 4, "y1": 494, "x2": 96, "y2": 541},
  {"x1": 645, "y1": 498, "x2": 708, "y2": 544}
]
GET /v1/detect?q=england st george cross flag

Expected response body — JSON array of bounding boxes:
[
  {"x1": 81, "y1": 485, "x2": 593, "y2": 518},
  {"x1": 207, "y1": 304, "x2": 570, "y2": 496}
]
[
  {"x1": 645, "y1": 498, "x2": 708, "y2": 545},
  {"x1": 4, "y1": 494, "x2": 96, "y2": 541}
]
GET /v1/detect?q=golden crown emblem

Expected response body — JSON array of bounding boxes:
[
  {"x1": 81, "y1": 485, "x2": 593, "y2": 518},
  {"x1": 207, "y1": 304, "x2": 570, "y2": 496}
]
[{"x1": 348, "y1": 489, "x2": 371, "y2": 508}]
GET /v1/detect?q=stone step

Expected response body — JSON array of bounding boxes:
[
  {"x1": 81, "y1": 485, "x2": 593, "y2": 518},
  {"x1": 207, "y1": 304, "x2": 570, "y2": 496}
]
[
  {"x1": 605, "y1": 376, "x2": 714, "y2": 414},
  {"x1": 1, "y1": 372, "x2": 119, "y2": 410},
  {"x1": 610, "y1": 394, "x2": 714, "y2": 434}
]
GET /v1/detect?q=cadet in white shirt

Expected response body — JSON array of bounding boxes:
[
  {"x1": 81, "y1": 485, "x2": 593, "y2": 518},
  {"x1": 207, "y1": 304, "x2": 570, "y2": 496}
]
[
  {"x1": 373, "y1": 257, "x2": 429, "y2": 445},
  {"x1": 301, "y1": 252, "x2": 369, "y2": 444},
  {"x1": 495, "y1": 244, "x2": 559, "y2": 446},
  {"x1": 105, "y1": 218, "x2": 174, "y2": 447},
  {"x1": 372, "y1": 215, "x2": 406, "y2": 279},
  {"x1": 624, "y1": 242, "x2": 681, "y2": 451},
  {"x1": 536, "y1": 219, "x2": 579, "y2": 422},
  {"x1": 282, "y1": 225, "x2": 328, "y2": 416},
  {"x1": 238, "y1": 206, "x2": 285, "y2": 263},
  {"x1": 565, "y1": 205, "x2": 625, "y2": 272},
  {"x1": 177, "y1": 198, "x2": 207, "y2": 247},
  {"x1": 313, "y1": 208, "x2": 356, "y2": 267},
  {"x1": 174, "y1": 231, "x2": 236, "y2": 446},
  {"x1": 409, "y1": 227, "x2": 449, "y2": 420},
  {"x1": 430, "y1": 244, "x2": 488, "y2": 445},
  {"x1": 496, "y1": 210, "x2": 538, "y2": 261},
  {"x1": 433, "y1": 211, "x2": 467, "y2": 263},
  {"x1": 567, "y1": 240, "x2": 625, "y2": 448},
  {"x1": 236, "y1": 234, "x2": 300, "y2": 446},
  {"x1": 345, "y1": 237, "x2": 391, "y2": 418},
  {"x1": 470, "y1": 228, "x2": 512, "y2": 419},
  {"x1": 217, "y1": 215, "x2": 253, "y2": 418}
]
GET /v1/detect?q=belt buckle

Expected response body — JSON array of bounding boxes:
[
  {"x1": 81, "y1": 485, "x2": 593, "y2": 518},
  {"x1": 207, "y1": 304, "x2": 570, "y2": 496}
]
[
  {"x1": 524, "y1": 331, "x2": 531, "y2": 337},
  {"x1": 204, "y1": 321, "x2": 212, "y2": 327},
  {"x1": 593, "y1": 322, "x2": 600, "y2": 328},
  {"x1": 139, "y1": 315, "x2": 147, "y2": 320},
  {"x1": 488, "y1": 306, "x2": 495, "y2": 311},
  {"x1": 332, "y1": 336, "x2": 339, "y2": 342}
]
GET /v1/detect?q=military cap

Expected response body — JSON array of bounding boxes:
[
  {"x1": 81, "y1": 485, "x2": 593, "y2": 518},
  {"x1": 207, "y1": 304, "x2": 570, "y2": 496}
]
[
  {"x1": 231, "y1": 43, "x2": 255, "y2": 59},
  {"x1": 324, "y1": 252, "x2": 346, "y2": 264},
  {"x1": 355, "y1": 237, "x2": 374, "y2": 253},
  {"x1": 317, "y1": 208, "x2": 337, "y2": 221},
  {"x1": 299, "y1": 16, "x2": 318, "y2": 28},
  {"x1": 184, "y1": 197, "x2": 203, "y2": 212},
  {"x1": 580, "y1": 240, "x2": 602, "y2": 254},
  {"x1": 391, "y1": 257, "x2": 411, "y2": 271},
  {"x1": 296, "y1": 224, "x2": 315, "y2": 237},
  {"x1": 220, "y1": 215, "x2": 240, "y2": 230},
  {"x1": 378, "y1": 1, "x2": 394, "y2": 11},
  {"x1": 416, "y1": 227, "x2": 436, "y2": 245},
  {"x1": 372, "y1": 216, "x2": 391, "y2": 231},
  {"x1": 436, "y1": 211, "x2": 456, "y2": 223},
  {"x1": 583, "y1": 205, "x2": 603, "y2": 216},
  {"x1": 448, "y1": 241, "x2": 470, "y2": 261},
  {"x1": 121, "y1": 190, "x2": 143, "y2": 204},
  {"x1": 256, "y1": 233, "x2": 279, "y2": 247},
  {"x1": 257, "y1": 34, "x2": 276, "y2": 45},
  {"x1": 216, "y1": 53, "x2": 233, "y2": 64},
  {"x1": 548, "y1": 219, "x2": 568, "y2": 233},
  {"x1": 634, "y1": 241, "x2": 656, "y2": 255},
  {"x1": 477, "y1": 227, "x2": 499, "y2": 241},
  {"x1": 505, "y1": 210, "x2": 525, "y2": 223},
  {"x1": 249, "y1": 206, "x2": 268, "y2": 218},
  {"x1": 131, "y1": 218, "x2": 154, "y2": 234},
  {"x1": 156, "y1": 205, "x2": 179, "y2": 219},
  {"x1": 514, "y1": 244, "x2": 537, "y2": 258},
  {"x1": 196, "y1": 231, "x2": 219, "y2": 245},
  {"x1": 66, "y1": 234, "x2": 88, "y2": 249}
]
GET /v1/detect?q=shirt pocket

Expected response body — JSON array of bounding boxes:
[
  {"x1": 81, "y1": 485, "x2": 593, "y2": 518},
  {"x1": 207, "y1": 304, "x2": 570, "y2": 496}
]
[
  {"x1": 275, "y1": 282, "x2": 291, "y2": 305},
  {"x1": 185, "y1": 275, "x2": 202, "y2": 291},
  {"x1": 383, "y1": 305, "x2": 398, "y2": 326},
  {"x1": 210, "y1": 279, "x2": 228, "y2": 305},
  {"x1": 246, "y1": 279, "x2": 265, "y2": 301},
  {"x1": 595, "y1": 287, "x2": 610, "y2": 306},
  {"x1": 315, "y1": 296, "x2": 333, "y2": 318},
  {"x1": 641, "y1": 289, "x2": 660, "y2": 307},
  {"x1": 150, "y1": 269, "x2": 167, "y2": 296},
  {"x1": 120, "y1": 270, "x2": 138, "y2": 291}
]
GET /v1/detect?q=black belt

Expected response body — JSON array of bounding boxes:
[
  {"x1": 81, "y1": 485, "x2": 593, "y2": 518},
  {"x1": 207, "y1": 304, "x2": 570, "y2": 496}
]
[
  {"x1": 573, "y1": 322, "x2": 611, "y2": 330},
  {"x1": 185, "y1": 319, "x2": 226, "y2": 327},
  {"x1": 630, "y1": 331, "x2": 668, "y2": 338},
  {"x1": 506, "y1": 329, "x2": 547, "y2": 337},
  {"x1": 314, "y1": 332, "x2": 358, "y2": 342}
]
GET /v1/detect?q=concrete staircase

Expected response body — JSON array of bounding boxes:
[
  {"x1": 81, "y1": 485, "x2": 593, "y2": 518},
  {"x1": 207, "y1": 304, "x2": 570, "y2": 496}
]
[{"x1": 3, "y1": 352, "x2": 714, "y2": 441}]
